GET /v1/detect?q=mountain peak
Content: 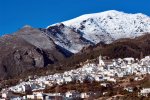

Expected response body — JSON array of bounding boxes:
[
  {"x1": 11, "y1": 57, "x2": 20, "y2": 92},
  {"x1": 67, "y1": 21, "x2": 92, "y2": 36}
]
[
  {"x1": 46, "y1": 10, "x2": 150, "y2": 53},
  {"x1": 62, "y1": 10, "x2": 148, "y2": 26},
  {"x1": 23, "y1": 25, "x2": 32, "y2": 28},
  {"x1": 55, "y1": 10, "x2": 150, "y2": 44}
]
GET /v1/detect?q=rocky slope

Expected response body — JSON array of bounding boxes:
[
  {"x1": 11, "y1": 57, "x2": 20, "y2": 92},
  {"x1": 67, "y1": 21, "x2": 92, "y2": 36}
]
[
  {"x1": 0, "y1": 35, "x2": 44, "y2": 79},
  {"x1": 14, "y1": 26, "x2": 66, "y2": 62},
  {"x1": 80, "y1": 33, "x2": 150, "y2": 59},
  {"x1": 0, "y1": 26, "x2": 66, "y2": 79},
  {"x1": 45, "y1": 23, "x2": 91, "y2": 53}
]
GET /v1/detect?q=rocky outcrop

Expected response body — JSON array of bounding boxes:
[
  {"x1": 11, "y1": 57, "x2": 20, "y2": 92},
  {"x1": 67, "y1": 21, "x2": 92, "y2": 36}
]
[
  {"x1": 15, "y1": 26, "x2": 66, "y2": 63},
  {"x1": 0, "y1": 27, "x2": 66, "y2": 79},
  {"x1": 0, "y1": 35, "x2": 45, "y2": 79},
  {"x1": 46, "y1": 23, "x2": 90, "y2": 53}
]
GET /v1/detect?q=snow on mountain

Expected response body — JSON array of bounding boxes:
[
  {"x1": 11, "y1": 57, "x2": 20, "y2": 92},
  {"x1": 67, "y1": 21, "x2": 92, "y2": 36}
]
[
  {"x1": 47, "y1": 10, "x2": 150, "y2": 53},
  {"x1": 62, "y1": 10, "x2": 150, "y2": 44}
]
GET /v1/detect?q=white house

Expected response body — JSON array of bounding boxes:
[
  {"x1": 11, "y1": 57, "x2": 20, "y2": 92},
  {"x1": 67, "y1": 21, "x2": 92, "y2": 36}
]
[
  {"x1": 65, "y1": 90, "x2": 80, "y2": 99},
  {"x1": 63, "y1": 76, "x2": 73, "y2": 83},
  {"x1": 94, "y1": 75, "x2": 104, "y2": 82},
  {"x1": 123, "y1": 57, "x2": 134, "y2": 65},
  {"x1": 99, "y1": 55, "x2": 105, "y2": 67},
  {"x1": 24, "y1": 95, "x2": 35, "y2": 100},
  {"x1": 124, "y1": 87, "x2": 133, "y2": 93},
  {"x1": 81, "y1": 93, "x2": 90, "y2": 99},
  {"x1": 140, "y1": 88, "x2": 150, "y2": 97}
]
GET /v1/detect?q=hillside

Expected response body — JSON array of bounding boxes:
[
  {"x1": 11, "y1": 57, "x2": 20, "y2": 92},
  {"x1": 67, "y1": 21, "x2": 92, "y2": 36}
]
[
  {"x1": 80, "y1": 34, "x2": 150, "y2": 59},
  {"x1": 0, "y1": 27, "x2": 67, "y2": 80}
]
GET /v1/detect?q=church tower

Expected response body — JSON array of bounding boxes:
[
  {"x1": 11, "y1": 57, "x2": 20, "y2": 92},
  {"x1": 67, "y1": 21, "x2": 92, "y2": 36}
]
[{"x1": 99, "y1": 55, "x2": 105, "y2": 67}]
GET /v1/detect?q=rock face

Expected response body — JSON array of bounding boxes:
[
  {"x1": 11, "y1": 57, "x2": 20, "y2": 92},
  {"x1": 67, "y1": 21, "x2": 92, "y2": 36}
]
[
  {"x1": 46, "y1": 23, "x2": 90, "y2": 53},
  {"x1": 0, "y1": 27, "x2": 66, "y2": 79},
  {"x1": 15, "y1": 26, "x2": 66, "y2": 63},
  {"x1": 0, "y1": 35, "x2": 44, "y2": 79},
  {"x1": 15, "y1": 26, "x2": 56, "y2": 50}
]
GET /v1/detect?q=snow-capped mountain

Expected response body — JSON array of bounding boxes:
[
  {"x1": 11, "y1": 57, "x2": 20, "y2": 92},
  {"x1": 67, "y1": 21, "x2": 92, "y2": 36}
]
[
  {"x1": 63, "y1": 10, "x2": 150, "y2": 43},
  {"x1": 47, "y1": 10, "x2": 150, "y2": 46}
]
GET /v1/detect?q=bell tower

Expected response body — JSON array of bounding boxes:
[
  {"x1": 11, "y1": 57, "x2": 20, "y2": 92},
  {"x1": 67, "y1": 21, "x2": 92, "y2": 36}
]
[{"x1": 99, "y1": 55, "x2": 105, "y2": 67}]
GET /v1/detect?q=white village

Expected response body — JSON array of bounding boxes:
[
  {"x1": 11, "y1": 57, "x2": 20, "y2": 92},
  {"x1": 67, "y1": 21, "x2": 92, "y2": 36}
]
[{"x1": 0, "y1": 55, "x2": 150, "y2": 100}]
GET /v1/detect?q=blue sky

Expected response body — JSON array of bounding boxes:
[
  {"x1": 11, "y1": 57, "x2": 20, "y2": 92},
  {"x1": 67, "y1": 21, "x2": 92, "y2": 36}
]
[{"x1": 0, "y1": 0, "x2": 150, "y2": 35}]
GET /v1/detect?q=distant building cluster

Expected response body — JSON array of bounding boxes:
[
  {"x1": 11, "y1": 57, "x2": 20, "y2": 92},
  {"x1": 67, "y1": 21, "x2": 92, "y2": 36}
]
[{"x1": 0, "y1": 55, "x2": 150, "y2": 99}]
